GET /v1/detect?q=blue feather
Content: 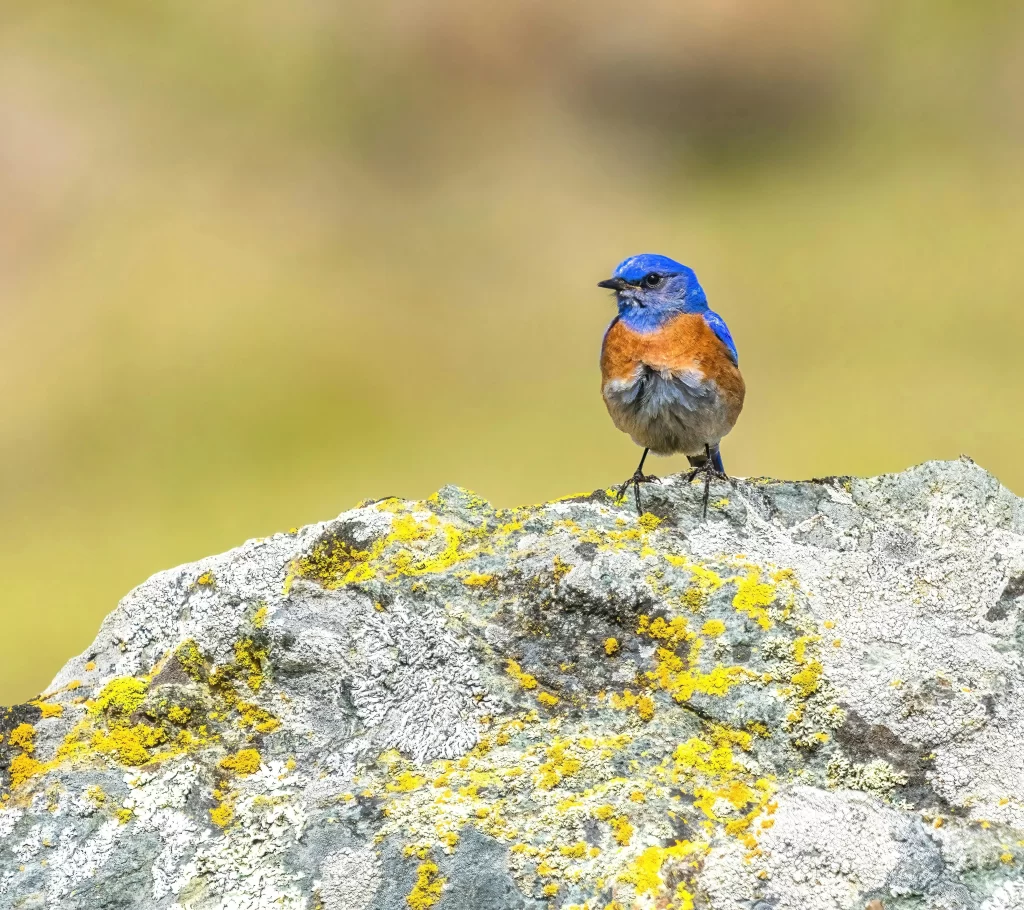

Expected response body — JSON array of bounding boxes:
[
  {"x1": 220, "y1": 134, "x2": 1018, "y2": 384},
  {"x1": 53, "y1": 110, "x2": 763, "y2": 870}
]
[
  {"x1": 702, "y1": 310, "x2": 738, "y2": 365},
  {"x1": 710, "y1": 445, "x2": 725, "y2": 473},
  {"x1": 686, "y1": 444, "x2": 726, "y2": 474},
  {"x1": 613, "y1": 254, "x2": 692, "y2": 285}
]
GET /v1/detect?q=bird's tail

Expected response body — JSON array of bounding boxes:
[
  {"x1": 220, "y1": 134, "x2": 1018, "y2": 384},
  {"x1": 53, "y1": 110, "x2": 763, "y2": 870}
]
[{"x1": 687, "y1": 445, "x2": 725, "y2": 475}]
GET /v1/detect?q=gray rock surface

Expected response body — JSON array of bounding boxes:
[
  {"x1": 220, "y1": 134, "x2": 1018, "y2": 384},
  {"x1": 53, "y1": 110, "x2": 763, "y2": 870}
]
[{"x1": 2, "y1": 458, "x2": 1023, "y2": 910}]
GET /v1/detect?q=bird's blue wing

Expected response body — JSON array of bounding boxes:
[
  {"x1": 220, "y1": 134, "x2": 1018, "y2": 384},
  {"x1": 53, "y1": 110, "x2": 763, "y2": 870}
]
[{"x1": 703, "y1": 310, "x2": 738, "y2": 365}]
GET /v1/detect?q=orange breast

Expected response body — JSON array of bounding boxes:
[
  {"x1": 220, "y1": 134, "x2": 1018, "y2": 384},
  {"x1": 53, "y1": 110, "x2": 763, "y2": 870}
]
[{"x1": 602, "y1": 313, "x2": 742, "y2": 391}]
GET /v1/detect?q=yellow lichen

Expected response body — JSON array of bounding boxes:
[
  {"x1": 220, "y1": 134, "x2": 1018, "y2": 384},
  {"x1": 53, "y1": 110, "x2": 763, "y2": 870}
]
[
  {"x1": 348, "y1": 551, "x2": 816, "y2": 900},
  {"x1": 31, "y1": 701, "x2": 64, "y2": 719},
  {"x1": 90, "y1": 724, "x2": 167, "y2": 766},
  {"x1": 284, "y1": 503, "x2": 527, "y2": 595},
  {"x1": 656, "y1": 736, "x2": 776, "y2": 846},
  {"x1": 234, "y1": 638, "x2": 269, "y2": 692},
  {"x1": 638, "y1": 614, "x2": 691, "y2": 649},
  {"x1": 196, "y1": 571, "x2": 216, "y2": 587},
  {"x1": 535, "y1": 739, "x2": 583, "y2": 790},
  {"x1": 9, "y1": 724, "x2": 35, "y2": 753},
  {"x1": 390, "y1": 513, "x2": 435, "y2": 543},
  {"x1": 636, "y1": 695, "x2": 655, "y2": 721},
  {"x1": 792, "y1": 635, "x2": 817, "y2": 664},
  {"x1": 167, "y1": 706, "x2": 192, "y2": 726},
  {"x1": 610, "y1": 689, "x2": 656, "y2": 722},
  {"x1": 390, "y1": 523, "x2": 466, "y2": 579},
  {"x1": 506, "y1": 660, "x2": 538, "y2": 691},
  {"x1": 674, "y1": 887, "x2": 696, "y2": 910},
  {"x1": 388, "y1": 771, "x2": 427, "y2": 792},
  {"x1": 407, "y1": 860, "x2": 445, "y2": 909},
  {"x1": 287, "y1": 533, "x2": 381, "y2": 590},
  {"x1": 731, "y1": 569, "x2": 775, "y2": 630},
  {"x1": 210, "y1": 804, "x2": 234, "y2": 827},
  {"x1": 710, "y1": 725, "x2": 753, "y2": 752},
  {"x1": 8, "y1": 754, "x2": 42, "y2": 789},
  {"x1": 552, "y1": 555, "x2": 573, "y2": 582},
  {"x1": 1, "y1": 639, "x2": 282, "y2": 794},
  {"x1": 461, "y1": 573, "x2": 493, "y2": 587},
  {"x1": 91, "y1": 677, "x2": 148, "y2": 724},
  {"x1": 663, "y1": 558, "x2": 724, "y2": 611},
  {"x1": 252, "y1": 606, "x2": 268, "y2": 628},
  {"x1": 235, "y1": 701, "x2": 280, "y2": 733},
  {"x1": 116, "y1": 808, "x2": 134, "y2": 824},
  {"x1": 638, "y1": 513, "x2": 661, "y2": 531},
  {"x1": 617, "y1": 841, "x2": 704, "y2": 896},
  {"x1": 604, "y1": 638, "x2": 620, "y2": 656},
  {"x1": 647, "y1": 646, "x2": 750, "y2": 703},
  {"x1": 610, "y1": 815, "x2": 634, "y2": 845},
  {"x1": 791, "y1": 661, "x2": 823, "y2": 696},
  {"x1": 219, "y1": 748, "x2": 262, "y2": 776},
  {"x1": 174, "y1": 640, "x2": 207, "y2": 681}
]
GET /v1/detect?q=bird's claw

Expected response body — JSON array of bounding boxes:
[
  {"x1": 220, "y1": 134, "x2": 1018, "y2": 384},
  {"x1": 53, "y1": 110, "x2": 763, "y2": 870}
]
[
  {"x1": 685, "y1": 464, "x2": 729, "y2": 521},
  {"x1": 617, "y1": 472, "x2": 661, "y2": 515},
  {"x1": 683, "y1": 466, "x2": 728, "y2": 484}
]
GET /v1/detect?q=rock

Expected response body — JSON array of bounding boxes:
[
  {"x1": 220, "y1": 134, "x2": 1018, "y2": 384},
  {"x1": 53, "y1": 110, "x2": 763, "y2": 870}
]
[{"x1": 1, "y1": 458, "x2": 1023, "y2": 910}]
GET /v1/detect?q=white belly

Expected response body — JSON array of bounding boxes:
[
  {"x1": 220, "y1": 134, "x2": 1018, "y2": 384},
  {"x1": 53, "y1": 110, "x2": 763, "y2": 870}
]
[{"x1": 603, "y1": 367, "x2": 733, "y2": 456}]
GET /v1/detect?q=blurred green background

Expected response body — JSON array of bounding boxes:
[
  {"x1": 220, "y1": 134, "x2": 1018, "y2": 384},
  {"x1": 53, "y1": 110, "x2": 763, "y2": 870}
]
[{"x1": 3, "y1": 1, "x2": 1024, "y2": 704}]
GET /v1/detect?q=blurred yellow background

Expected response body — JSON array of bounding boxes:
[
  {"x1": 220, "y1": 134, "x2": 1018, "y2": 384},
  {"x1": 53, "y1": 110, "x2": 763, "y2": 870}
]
[{"x1": 3, "y1": 1, "x2": 1023, "y2": 704}]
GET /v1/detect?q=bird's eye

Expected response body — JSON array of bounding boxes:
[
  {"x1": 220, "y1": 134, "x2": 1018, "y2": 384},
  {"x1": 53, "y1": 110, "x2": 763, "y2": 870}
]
[{"x1": 643, "y1": 273, "x2": 662, "y2": 288}]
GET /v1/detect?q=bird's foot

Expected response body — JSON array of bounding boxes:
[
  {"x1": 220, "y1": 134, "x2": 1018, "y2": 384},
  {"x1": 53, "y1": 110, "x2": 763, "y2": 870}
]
[
  {"x1": 684, "y1": 463, "x2": 729, "y2": 520},
  {"x1": 616, "y1": 471, "x2": 661, "y2": 515},
  {"x1": 683, "y1": 465, "x2": 729, "y2": 483}
]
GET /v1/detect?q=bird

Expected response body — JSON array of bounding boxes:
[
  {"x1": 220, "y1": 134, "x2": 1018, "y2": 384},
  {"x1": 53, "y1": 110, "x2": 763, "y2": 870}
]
[{"x1": 598, "y1": 253, "x2": 745, "y2": 517}]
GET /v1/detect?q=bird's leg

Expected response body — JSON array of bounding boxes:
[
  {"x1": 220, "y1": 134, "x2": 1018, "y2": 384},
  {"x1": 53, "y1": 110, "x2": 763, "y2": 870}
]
[
  {"x1": 684, "y1": 443, "x2": 729, "y2": 520},
  {"x1": 702, "y1": 452, "x2": 712, "y2": 520},
  {"x1": 617, "y1": 448, "x2": 660, "y2": 514},
  {"x1": 717, "y1": 460, "x2": 730, "y2": 483}
]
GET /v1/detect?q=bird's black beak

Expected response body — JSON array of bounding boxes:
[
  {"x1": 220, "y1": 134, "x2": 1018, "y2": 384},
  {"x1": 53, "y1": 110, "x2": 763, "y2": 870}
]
[{"x1": 597, "y1": 277, "x2": 628, "y2": 291}]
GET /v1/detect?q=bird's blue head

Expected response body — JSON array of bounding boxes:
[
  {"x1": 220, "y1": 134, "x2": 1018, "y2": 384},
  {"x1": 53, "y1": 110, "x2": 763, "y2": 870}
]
[{"x1": 598, "y1": 253, "x2": 708, "y2": 332}]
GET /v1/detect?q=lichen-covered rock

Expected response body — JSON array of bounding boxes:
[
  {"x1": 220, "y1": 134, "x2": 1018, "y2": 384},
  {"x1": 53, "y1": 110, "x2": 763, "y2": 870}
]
[{"x1": 2, "y1": 459, "x2": 1023, "y2": 910}]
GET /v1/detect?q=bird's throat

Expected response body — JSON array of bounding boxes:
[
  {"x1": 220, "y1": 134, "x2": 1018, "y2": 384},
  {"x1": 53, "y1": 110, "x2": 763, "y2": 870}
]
[{"x1": 617, "y1": 304, "x2": 676, "y2": 334}]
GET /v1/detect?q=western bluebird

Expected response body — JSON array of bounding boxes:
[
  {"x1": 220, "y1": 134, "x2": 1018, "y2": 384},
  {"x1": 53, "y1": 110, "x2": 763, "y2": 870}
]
[{"x1": 598, "y1": 253, "x2": 745, "y2": 516}]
